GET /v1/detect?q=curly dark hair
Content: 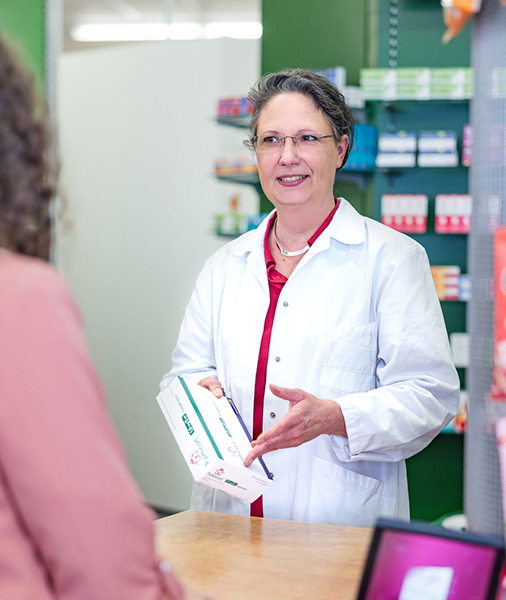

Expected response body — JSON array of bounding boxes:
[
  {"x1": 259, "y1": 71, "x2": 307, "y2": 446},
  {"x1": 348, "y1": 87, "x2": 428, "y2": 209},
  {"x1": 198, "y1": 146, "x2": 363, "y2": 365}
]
[
  {"x1": 0, "y1": 33, "x2": 57, "y2": 260},
  {"x1": 245, "y1": 68, "x2": 355, "y2": 171}
]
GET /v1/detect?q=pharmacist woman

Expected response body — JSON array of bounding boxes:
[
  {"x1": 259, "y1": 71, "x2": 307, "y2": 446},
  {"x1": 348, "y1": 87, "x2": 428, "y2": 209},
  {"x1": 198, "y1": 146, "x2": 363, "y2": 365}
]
[{"x1": 161, "y1": 69, "x2": 459, "y2": 527}]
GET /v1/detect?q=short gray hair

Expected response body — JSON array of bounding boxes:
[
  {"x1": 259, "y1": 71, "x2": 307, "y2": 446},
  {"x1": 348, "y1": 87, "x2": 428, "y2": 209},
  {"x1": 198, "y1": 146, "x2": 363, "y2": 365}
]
[{"x1": 245, "y1": 68, "x2": 355, "y2": 169}]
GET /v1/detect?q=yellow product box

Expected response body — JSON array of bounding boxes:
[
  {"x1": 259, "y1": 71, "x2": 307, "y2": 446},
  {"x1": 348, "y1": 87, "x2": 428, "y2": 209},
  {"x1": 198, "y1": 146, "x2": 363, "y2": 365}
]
[{"x1": 156, "y1": 376, "x2": 272, "y2": 503}]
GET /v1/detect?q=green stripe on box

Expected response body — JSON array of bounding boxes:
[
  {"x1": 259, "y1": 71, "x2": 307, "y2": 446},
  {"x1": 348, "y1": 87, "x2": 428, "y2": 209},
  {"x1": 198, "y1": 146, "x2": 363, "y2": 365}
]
[{"x1": 178, "y1": 377, "x2": 223, "y2": 459}]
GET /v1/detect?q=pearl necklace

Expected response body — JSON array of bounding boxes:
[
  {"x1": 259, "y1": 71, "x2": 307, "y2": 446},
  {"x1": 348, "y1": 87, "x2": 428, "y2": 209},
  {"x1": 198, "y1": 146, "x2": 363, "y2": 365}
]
[{"x1": 273, "y1": 218, "x2": 310, "y2": 257}]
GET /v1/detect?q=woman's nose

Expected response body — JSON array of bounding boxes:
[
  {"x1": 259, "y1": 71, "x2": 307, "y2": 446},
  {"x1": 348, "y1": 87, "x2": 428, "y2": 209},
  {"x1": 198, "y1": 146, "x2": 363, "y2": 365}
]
[{"x1": 279, "y1": 137, "x2": 299, "y2": 163}]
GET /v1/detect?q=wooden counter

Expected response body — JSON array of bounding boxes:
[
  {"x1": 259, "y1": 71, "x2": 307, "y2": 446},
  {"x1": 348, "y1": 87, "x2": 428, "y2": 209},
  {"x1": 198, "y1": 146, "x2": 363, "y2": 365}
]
[{"x1": 155, "y1": 510, "x2": 372, "y2": 600}]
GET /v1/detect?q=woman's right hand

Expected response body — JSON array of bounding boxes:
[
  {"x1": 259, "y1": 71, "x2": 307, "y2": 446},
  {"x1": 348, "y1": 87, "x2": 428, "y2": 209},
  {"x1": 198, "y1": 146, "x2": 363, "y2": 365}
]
[{"x1": 198, "y1": 376, "x2": 224, "y2": 398}]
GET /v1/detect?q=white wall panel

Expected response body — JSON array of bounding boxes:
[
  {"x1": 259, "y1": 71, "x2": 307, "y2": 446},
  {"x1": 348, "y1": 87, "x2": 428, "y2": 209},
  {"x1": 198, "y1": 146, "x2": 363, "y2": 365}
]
[{"x1": 57, "y1": 38, "x2": 259, "y2": 511}]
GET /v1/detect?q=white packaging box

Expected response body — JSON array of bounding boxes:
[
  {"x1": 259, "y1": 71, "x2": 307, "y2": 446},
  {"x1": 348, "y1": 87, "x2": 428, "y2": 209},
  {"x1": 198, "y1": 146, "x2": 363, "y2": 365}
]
[
  {"x1": 418, "y1": 131, "x2": 457, "y2": 153},
  {"x1": 378, "y1": 131, "x2": 417, "y2": 153},
  {"x1": 376, "y1": 152, "x2": 416, "y2": 168},
  {"x1": 157, "y1": 376, "x2": 272, "y2": 502},
  {"x1": 450, "y1": 332, "x2": 470, "y2": 368},
  {"x1": 417, "y1": 152, "x2": 459, "y2": 167}
]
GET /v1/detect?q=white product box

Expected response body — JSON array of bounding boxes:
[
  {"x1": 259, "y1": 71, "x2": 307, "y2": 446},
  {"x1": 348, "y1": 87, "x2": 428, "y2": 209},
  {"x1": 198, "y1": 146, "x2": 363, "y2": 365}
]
[
  {"x1": 344, "y1": 85, "x2": 365, "y2": 109},
  {"x1": 378, "y1": 131, "x2": 417, "y2": 153},
  {"x1": 376, "y1": 152, "x2": 416, "y2": 168},
  {"x1": 157, "y1": 377, "x2": 272, "y2": 502},
  {"x1": 417, "y1": 152, "x2": 459, "y2": 167},
  {"x1": 450, "y1": 333, "x2": 470, "y2": 368},
  {"x1": 418, "y1": 131, "x2": 458, "y2": 153}
]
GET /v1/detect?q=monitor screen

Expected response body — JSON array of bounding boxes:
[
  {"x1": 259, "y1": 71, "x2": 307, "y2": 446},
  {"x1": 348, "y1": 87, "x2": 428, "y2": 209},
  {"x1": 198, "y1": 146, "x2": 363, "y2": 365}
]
[{"x1": 357, "y1": 519, "x2": 504, "y2": 600}]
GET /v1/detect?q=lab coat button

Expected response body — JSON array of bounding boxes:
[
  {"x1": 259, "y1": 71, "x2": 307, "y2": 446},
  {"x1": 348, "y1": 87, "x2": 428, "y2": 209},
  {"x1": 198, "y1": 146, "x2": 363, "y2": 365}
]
[
  {"x1": 283, "y1": 301, "x2": 289, "y2": 307},
  {"x1": 275, "y1": 356, "x2": 280, "y2": 362},
  {"x1": 269, "y1": 412, "x2": 276, "y2": 419}
]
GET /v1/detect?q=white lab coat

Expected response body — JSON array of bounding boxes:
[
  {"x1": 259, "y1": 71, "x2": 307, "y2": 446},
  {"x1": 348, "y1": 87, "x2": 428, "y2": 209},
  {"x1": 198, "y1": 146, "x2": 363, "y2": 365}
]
[{"x1": 161, "y1": 199, "x2": 459, "y2": 527}]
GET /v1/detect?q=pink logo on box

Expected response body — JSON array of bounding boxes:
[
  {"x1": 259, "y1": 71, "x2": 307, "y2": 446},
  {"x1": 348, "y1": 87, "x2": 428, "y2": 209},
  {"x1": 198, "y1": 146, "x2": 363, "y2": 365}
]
[{"x1": 190, "y1": 451, "x2": 201, "y2": 465}]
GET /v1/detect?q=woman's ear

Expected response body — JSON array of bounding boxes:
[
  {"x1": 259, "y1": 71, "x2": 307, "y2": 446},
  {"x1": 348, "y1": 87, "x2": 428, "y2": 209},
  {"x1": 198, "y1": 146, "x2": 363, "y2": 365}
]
[{"x1": 335, "y1": 134, "x2": 349, "y2": 169}]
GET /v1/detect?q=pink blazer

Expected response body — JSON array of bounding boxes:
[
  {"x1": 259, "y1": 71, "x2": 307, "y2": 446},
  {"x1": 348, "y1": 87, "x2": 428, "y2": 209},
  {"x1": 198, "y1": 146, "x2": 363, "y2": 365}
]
[{"x1": 0, "y1": 252, "x2": 185, "y2": 600}]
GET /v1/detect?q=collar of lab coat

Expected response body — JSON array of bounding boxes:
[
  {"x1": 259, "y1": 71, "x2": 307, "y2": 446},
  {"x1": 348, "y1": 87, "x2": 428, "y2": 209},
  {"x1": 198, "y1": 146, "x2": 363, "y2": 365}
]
[{"x1": 228, "y1": 197, "x2": 366, "y2": 258}]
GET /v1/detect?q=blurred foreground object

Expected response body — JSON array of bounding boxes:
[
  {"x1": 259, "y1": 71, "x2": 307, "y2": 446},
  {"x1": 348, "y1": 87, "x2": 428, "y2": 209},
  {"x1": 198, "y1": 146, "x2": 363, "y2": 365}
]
[{"x1": 441, "y1": 0, "x2": 482, "y2": 43}]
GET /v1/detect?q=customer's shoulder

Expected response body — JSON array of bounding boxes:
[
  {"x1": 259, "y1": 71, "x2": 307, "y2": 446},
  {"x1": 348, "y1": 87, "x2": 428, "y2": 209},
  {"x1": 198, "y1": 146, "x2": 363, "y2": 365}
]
[{"x1": 0, "y1": 252, "x2": 69, "y2": 307}]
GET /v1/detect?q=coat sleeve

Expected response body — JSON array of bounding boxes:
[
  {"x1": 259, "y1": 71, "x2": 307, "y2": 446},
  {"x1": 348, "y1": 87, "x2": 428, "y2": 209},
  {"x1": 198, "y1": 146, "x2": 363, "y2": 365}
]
[
  {"x1": 160, "y1": 257, "x2": 219, "y2": 391},
  {"x1": 333, "y1": 244, "x2": 460, "y2": 463},
  {"x1": 0, "y1": 262, "x2": 185, "y2": 600}
]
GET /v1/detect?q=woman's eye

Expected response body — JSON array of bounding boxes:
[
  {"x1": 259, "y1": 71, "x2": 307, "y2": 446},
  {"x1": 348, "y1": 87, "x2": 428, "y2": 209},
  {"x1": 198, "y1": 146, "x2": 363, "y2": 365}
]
[
  {"x1": 263, "y1": 136, "x2": 280, "y2": 144},
  {"x1": 300, "y1": 134, "x2": 318, "y2": 142}
]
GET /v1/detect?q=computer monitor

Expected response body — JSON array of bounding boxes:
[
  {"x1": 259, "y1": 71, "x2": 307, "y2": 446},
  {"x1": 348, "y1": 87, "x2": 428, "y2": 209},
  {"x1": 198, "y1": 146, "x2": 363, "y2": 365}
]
[{"x1": 356, "y1": 518, "x2": 505, "y2": 600}]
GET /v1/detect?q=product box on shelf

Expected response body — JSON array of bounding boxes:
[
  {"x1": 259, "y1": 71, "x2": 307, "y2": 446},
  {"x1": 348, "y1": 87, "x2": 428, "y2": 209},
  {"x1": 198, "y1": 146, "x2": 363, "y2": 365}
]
[
  {"x1": 376, "y1": 131, "x2": 416, "y2": 168},
  {"x1": 156, "y1": 376, "x2": 272, "y2": 503},
  {"x1": 430, "y1": 68, "x2": 473, "y2": 100},
  {"x1": 431, "y1": 265, "x2": 461, "y2": 301},
  {"x1": 396, "y1": 68, "x2": 431, "y2": 100},
  {"x1": 216, "y1": 97, "x2": 253, "y2": 119},
  {"x1": 443, "y1": 390, "x2": 469, "y2": 433},
  {"x1": 359, "y1": 68, "x2": 397, "y2": 100},
  {"x1": 450, "y1": 332, "x2": 470, "y2": 368},
  {"x1": 214, "y1": 156, "x2": 258, "y2": 176},
  {"x1": 381, "y1": 194, "x2": 428, "y2": 234},
  {"x1": 343, "y1": 85, "x2": 365, "y2": 109},
  {"x1": 359, "y1": 67, "x2": 473, "y2": 101},
  {"x1": 342, "y1": 124, "x2": 378, "y2": 171},
  {"x1": 435, "y1": 194, "x2": 472, "y2": 234},
  {"x1": 417, "y1": 130, "x2": 459, "y2": 167},
  {"x1": 315, "y1": 66, "x2": 346, "y2": 90},
  {"x1": 462, "y1": 123, "x2": 472, "y2": 166},
  {"x1": 459, "y1": 274, "x2": 472, "y2": 302}
]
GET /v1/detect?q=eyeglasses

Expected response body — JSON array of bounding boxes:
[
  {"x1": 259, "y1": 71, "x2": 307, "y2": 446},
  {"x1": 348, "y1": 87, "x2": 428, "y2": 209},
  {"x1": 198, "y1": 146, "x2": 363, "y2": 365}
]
[{"x1": 250, "y1": 132, "x2": 335, "y2": 154}]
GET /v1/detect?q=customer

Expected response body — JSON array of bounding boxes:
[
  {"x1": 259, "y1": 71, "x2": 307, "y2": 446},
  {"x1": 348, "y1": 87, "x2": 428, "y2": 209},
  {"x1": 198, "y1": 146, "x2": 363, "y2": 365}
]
[
  {"x1": 162, "y1": 69, "x2": 459, "y2": 527},
  {"x1": 0, "y1": 33, "x2": 209, "y2": 600}
]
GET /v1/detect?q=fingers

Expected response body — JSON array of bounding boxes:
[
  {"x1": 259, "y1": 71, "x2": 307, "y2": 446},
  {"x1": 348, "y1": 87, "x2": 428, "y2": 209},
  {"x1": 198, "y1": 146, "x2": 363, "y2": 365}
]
[
  {"x1": 269, "y1": 383, "x2": 307, "y2": 404},
  {"x1": 197, "y1": 376, "x2": 224, "y2": 398}
]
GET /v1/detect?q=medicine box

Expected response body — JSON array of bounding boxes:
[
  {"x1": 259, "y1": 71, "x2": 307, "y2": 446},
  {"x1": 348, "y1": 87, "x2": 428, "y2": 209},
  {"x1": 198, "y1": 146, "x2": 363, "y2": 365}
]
[
  {"x1": 315, "y1": 66, "x2": 347, "y2": 91},
  {"x1": 431, "y1": 265, "x2": 461, "y2": 301},
  {"x1": 435, "y1": 194, "x2": 472, "y2": 234},
  {"x1": 381, "y1": 194, "x2": 428, "y2": 234},
  {"x1": 157, "y1": 376, "x2": 272, "y2": 503}
]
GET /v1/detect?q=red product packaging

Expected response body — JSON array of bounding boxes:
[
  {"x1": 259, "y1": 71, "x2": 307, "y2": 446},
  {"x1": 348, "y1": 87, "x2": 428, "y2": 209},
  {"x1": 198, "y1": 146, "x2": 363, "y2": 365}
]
[
  {"x1": 490, "y1": 228, "x2": 506, "y2": 400},
  {"x1": 381, "y1": 194, "x2": 428, "y2": 234}
]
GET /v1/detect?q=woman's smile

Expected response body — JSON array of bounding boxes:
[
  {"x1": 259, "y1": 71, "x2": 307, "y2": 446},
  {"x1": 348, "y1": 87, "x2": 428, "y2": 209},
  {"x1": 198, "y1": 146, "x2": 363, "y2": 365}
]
[{"x1": 277, "y1": 174, "x2": 309, "y2": 185}]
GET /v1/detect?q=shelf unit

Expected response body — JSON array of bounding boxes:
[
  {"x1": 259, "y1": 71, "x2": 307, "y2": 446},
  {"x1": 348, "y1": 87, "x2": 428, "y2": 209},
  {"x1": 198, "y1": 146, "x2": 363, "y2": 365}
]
[{"x1": 369, "y1": 98, "x2": 470, "y2": 521}]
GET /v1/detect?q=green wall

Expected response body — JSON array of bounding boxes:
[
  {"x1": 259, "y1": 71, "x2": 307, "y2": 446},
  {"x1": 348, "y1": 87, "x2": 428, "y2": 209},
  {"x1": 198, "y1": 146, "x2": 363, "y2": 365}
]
[
  {"x1": 0, "y1": 0, "x2": 45, "y2": 82},
  {"x1": 262, "y1": 0, "x2": 373, "y2": 84},
  {"x1": 376, "y1": 0, "x2": 470, "y2": 68}
]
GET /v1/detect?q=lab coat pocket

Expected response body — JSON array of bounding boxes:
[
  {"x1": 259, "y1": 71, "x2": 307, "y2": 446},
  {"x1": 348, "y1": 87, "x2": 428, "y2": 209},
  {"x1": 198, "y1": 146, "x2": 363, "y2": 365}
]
[
  {"x1": 307, "y1": 456, "x2": 387, "y2": 527},
  {"x1": 320, "y1": 323, "x2": 377, "y2": 393}
]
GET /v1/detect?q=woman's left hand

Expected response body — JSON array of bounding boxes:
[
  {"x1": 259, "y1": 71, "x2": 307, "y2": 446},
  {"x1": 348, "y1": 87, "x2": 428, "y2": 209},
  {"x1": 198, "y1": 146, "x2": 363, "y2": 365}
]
[{"x1": 244, "y1": 383, "x2": 348, "y2": 467}]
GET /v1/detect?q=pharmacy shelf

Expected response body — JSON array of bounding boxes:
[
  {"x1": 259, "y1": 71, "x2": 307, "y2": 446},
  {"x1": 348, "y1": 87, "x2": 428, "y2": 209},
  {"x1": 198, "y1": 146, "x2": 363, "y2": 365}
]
[
  {"x1": 216, "y1": 116, "x2": 251, "y2": 128},
  {"x1": 215, "y1": 172, "x2": 260, "y2": 186},
  {"x1": 216, "y1": 170, "x2": 374, "y2": 192}
]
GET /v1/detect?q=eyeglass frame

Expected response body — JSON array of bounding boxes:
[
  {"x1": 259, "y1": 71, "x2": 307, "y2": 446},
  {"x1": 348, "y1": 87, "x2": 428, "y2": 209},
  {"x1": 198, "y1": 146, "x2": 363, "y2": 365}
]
[{"x1": 249, "y1": 132, "x2": 335, "y2": 153}]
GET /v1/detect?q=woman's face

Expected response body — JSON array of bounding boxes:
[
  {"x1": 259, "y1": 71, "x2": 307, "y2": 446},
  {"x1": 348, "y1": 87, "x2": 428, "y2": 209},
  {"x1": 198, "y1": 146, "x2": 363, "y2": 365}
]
[{"x1": 255, "y1": 92, "x2": 348, "y2": 211}]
